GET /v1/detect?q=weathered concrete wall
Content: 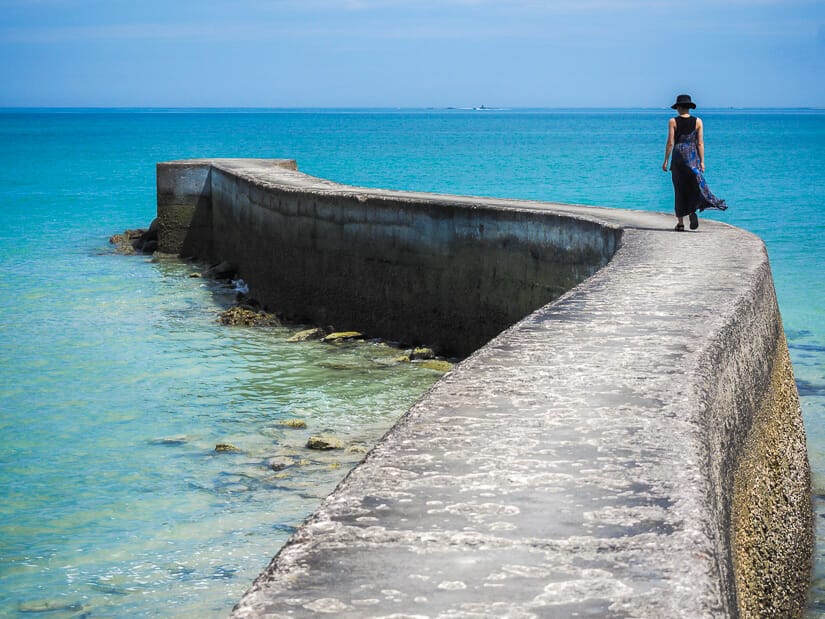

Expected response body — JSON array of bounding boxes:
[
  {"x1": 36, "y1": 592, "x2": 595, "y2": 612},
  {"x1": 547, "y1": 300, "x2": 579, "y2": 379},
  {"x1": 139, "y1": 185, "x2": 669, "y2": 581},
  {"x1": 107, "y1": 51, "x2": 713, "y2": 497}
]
[
  {"x1": 156, "y1": 159, "x2": 298, "y2": 259},
  {"x1": 155, "y1": 159, "x2": 812, "y2": 617},
  {"x1": 731, "y1": 333, "x2": 813, "y2": 616},
  {"x1": 160, "y1": 159, "x2": 618, "y2": 357},
  {"x1": 156, "y1": 160, "x2": 213, "y2": 257},
  {"x1": 218, "y1": 180, "x2": 616, "y2": 356}
]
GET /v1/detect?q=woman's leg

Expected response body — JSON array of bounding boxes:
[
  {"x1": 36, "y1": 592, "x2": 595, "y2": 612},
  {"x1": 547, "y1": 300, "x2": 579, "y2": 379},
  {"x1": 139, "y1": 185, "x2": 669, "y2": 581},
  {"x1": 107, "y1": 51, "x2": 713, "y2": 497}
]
[
  {"x1": 672, "y1": 172, "x2": 687, "y2": 230},
  {"x1": 689, "y1": 210, "x2": 699, "y2": 230}
]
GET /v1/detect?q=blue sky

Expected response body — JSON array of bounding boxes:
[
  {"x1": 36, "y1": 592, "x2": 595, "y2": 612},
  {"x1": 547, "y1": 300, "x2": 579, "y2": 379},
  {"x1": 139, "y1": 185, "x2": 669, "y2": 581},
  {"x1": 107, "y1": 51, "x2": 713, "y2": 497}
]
[{"x1": 1, "y1": 0, "x2": 823, "y2": 108}]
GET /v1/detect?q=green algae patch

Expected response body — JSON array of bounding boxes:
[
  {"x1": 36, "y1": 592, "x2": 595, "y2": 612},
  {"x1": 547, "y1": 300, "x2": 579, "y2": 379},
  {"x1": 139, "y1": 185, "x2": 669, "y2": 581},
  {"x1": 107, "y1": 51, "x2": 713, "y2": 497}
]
[
  {"x1": 418, "y1": 359, "x2": 454, "y2": 373},
  {"x1": 219, "y1": 306, "x2": 280, "y2": 327},
  {"x1": 287, "y1": 328, "x2": 326, "y2": 342},
  {"x1": 306, "y1": 435, "x2": 345, "y2": 450},
  {"x1": 322, "y1": 331, "x2": 363, "y2": 343},
  {"x1": 410, "y1": 347, "x2": 435, "y2": 360},
  {"x1": 278, "y1": 419, "x2": 308, "y2": 429}
]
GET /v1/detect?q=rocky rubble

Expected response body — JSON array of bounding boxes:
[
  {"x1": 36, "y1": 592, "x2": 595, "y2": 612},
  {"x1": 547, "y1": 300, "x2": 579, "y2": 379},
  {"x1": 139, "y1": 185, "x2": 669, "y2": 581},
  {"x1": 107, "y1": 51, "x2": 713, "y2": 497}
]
[
  {"x1": 109, "y1": 219, "x2": 159, "y2": 254},
  {"x1": 218, "y1": 305, "x2": 281, "y2": 327}
]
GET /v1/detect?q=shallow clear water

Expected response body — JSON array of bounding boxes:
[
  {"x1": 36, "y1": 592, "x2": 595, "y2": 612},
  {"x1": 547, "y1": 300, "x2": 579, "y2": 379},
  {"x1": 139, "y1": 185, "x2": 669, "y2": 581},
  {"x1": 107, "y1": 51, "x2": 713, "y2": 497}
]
[
  {"x1": 0, "y1": 109, "x2": 822, "y2": 616},
  {"x1": 0, "y1": 249, "x2": 442, "y2": 617}
]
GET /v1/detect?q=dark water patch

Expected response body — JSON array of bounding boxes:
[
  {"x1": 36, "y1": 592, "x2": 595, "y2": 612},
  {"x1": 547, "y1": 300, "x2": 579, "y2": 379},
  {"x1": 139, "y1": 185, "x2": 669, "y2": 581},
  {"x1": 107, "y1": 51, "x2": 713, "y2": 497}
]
[
  {"x1": 272, "y1": 523, "x2": 297, "y2": 534},
  {"x1": 88, "y1": 576, "x2": 139, "y2": 596},
  {"x1": 186, "y1": 480, "x2": 213, "y2": 493},
  {"x1": 807, "y1": 596, "x2": 825, "y2": 615},
  {"x1": 797, "y1": 378, "x2": 825, "y2": 397},
  {"x1": 18, "y1": 599, "x2": 87, "y2": 614},
  {"x1": 210, "y1": 565, "x2": 239, "y2": 580},
  {"x1": 786, "y1": 329, "x2": 813, "y2": 340},
  {"x1": 790, "y1": 342, "x2": 825, "y2": 353},
  {"x1": 168, "y1": 564, "x2": 197, "y2": 579},
  {"x1": 318, "y1": 361, "x2": 374, "y2": 372},
  {"x1": 148, "y1": 436, "x2": 188, "y2": 446}
]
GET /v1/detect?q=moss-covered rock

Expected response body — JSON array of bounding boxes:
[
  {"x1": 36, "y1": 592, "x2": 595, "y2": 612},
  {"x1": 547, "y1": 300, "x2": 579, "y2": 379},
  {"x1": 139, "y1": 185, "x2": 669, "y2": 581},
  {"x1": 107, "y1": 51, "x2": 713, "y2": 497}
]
[
  {"x1": 215, "y1": 443, "x2": 241, "y2": 453},
  {"x1": 418, "y1": 359, "x2": 454, "y2": 373},
  {"x1": 265, "y1": 456, "x2": 295, "y2": 471},
  {"x1": 306, "y1": 435, "x2": 345, "y2": 450},
  {"x1": 287, "y1": 328, "x2": 326, "y2": 342},
  {"x1": 110, "y1": 219, "x2": 158, "y2": 255},
  {"x1": 219, "y1": 306, "x2": 280, "y2": 327},
  {"x1": 322, "y1": 331, "x2": 363, "y2": 344},
  {"x1": 410, "y1": 347, "x2": 435, "y2": 360},
  {"x1": 278, "y1": 419, "x2": 308, "y2": 429}
]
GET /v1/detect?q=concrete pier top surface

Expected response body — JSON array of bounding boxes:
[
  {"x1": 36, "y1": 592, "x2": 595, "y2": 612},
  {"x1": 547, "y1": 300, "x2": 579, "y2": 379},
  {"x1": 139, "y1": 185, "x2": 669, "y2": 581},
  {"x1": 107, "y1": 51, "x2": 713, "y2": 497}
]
[{"x1": 156, "y1": 160, "x2": 811, "y2": 617}]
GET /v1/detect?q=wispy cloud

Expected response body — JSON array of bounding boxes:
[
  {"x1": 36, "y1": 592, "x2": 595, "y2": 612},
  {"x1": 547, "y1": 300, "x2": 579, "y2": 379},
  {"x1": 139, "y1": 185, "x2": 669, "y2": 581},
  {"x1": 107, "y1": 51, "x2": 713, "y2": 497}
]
[
  {"x1": 243, "y1": 0, "x2": 807, "y2": 10},
  {"x1": 0, "y1": 0, "x2": 818, "y2": 45},
  {"x1": 0, "y1": 23, "x2": 239, "y2": 43},
  {"x1": 0, "y1": 19, "x2": 552, "y2": 44}
]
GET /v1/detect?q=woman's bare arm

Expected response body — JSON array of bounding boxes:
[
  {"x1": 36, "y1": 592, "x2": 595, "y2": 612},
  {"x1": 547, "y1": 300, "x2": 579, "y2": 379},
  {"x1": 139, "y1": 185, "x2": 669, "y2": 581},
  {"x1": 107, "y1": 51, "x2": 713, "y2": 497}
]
[
  {"x1": 696, "y1": 118, "x2": 705, "y2": 172},
  {"x1": 662, "y1": 118, "x2": 675, "y2": 171}
]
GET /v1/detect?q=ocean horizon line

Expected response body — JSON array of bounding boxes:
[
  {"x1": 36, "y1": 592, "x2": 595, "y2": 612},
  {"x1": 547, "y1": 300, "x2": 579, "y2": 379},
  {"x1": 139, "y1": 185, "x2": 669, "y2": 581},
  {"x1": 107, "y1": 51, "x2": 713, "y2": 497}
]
[{"x1": 2, "y1": 105, "x2": 823, "y2": 115}]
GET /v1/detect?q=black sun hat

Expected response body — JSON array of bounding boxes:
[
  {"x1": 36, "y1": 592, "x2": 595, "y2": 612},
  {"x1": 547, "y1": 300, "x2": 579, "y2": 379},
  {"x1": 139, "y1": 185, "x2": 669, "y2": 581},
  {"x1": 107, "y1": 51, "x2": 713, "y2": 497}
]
[{"x1": 671, "y1": 94, "x2": 696, "y2": 110}]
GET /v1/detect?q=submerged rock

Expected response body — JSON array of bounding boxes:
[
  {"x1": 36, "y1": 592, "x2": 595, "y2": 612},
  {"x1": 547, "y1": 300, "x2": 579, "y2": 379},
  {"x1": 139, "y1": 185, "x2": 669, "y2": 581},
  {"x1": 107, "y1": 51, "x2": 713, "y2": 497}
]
[
  {"x1": 19, "y1": 599, "x2": 85, "y2": 613},
  {"x1": 167, "y1": 564, "x2": 196, "y2": 577},
  {"x1": 266, "y1": 456, "x2": 295, "y2": 471},
  {"x1": 417, "y1": 359, "x2": 454, "y2": 373},
  {"x1": 215, "y1": 443, "x2": 241, "y2": 453},
  {"x1": 278, "y1": 419, "x2": 308, "y2": 429},
  {"x1": 287, "y1": 328, "x2": 326, "y2": 342},
  {"x1": 109, "y1": 230, "x2": 142, "y2": 254},
  {"x1": 109, "y1": 220, "x2": 159, "y2": 255},
  {"x1": 410, "y1": 347, "x2": 435, "y2": 360},
  {"x1": 89, "y1": 574, "x2": 139, "y2": 595},
  {"x1": 149, "y1": 436, "x2": 188, "y2": 446},
  {"x1": 306, "y1": 435, "x2": 345, "y2": 450},
  {"x1": 322, "y1": 331, "x2": 363, "y2": 344},
  {"x1": 218, "y1": 306, "x2": 280, "y2": 327},
  {"x1": 319, "y1": 361, "x2": 364, "y2": 371}
]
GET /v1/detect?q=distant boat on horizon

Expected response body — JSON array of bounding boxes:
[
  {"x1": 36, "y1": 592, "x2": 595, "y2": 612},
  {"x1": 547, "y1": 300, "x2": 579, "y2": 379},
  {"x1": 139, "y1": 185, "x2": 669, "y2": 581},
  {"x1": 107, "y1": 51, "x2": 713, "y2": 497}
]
[{"x1": 444, "y1": 105, "x2": 510, "y2": 111}]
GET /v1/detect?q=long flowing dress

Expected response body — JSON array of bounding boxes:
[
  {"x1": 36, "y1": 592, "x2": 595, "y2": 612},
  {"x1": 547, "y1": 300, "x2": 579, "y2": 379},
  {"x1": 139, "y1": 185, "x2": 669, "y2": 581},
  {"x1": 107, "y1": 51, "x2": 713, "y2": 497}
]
[{"x1": 671, "y1": 117, "x2": 727, "y2": 215}]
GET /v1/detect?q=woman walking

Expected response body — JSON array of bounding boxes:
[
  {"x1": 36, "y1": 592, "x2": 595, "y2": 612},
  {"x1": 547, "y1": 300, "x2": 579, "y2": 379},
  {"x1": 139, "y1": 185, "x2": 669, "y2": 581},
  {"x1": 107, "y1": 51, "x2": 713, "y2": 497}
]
[{"x1": 662, "y1": 94, "x2": 727, "y2": 231}]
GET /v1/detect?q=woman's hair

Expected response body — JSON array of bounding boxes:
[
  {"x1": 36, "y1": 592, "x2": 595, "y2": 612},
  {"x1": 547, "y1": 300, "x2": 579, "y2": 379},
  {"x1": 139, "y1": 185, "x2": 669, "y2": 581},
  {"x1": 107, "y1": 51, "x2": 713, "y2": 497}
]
[{"x1": 676, "y1": 106, "x2": 691, "y2": 114}]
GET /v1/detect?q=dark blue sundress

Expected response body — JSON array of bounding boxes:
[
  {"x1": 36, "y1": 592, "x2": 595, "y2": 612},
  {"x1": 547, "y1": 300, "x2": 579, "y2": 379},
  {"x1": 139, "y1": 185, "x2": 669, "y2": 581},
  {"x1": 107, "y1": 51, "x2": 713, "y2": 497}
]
[{"x1": 671, "y1": 128, "x2": 727, "y2": 215}]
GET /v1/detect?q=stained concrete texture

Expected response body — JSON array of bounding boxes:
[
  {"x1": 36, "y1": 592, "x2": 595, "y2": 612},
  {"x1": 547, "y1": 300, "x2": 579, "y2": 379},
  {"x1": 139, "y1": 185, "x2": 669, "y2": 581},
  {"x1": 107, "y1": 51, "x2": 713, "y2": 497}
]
[{"x1": 155, "y1": 161, "x2": 811, "y2": 618}]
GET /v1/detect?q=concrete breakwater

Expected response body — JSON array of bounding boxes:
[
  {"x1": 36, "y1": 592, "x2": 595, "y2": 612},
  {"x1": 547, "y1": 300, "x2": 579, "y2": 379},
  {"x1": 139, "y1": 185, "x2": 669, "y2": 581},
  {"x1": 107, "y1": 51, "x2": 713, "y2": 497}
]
[
  {"x1": 158, "y1": 159, "x2": 618, "y2": 358},
  {"x1": 157, "y1": 159, "x2": 812, "y2": 617}
]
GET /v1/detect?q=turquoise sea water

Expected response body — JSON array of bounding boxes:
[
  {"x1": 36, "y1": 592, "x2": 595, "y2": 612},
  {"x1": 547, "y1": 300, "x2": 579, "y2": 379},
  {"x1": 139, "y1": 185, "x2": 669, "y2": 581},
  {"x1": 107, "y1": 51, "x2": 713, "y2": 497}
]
[{"x1": 0, "y1": 109, "x2": 823, "y2": 616}]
